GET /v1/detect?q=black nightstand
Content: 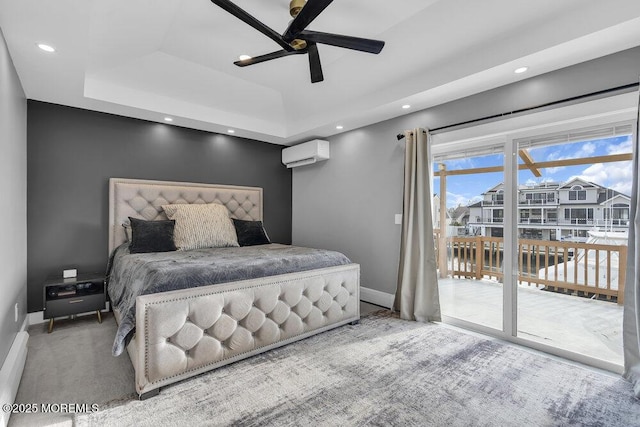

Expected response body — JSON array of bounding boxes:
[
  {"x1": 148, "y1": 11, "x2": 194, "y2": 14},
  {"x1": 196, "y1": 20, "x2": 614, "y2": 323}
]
[{"x1": 43, "y1": 273, "x2": 106, "y2": 333}]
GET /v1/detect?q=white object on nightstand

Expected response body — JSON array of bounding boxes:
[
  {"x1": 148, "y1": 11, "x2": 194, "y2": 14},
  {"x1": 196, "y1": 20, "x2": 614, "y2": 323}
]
[{"x1": 63, "y1": 269, "x2": 77, "y2": 278}]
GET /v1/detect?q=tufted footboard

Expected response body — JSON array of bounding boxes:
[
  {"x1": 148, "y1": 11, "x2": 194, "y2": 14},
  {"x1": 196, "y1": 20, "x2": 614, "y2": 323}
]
[{"x1": 126, "y1": 264, "x2": 360, "y2": 396}]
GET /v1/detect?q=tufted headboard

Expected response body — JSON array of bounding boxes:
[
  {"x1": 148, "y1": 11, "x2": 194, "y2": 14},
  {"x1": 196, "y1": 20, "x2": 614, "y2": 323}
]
[{"x1": 108, "y1": 178, "x2": 263, "y2": 254}]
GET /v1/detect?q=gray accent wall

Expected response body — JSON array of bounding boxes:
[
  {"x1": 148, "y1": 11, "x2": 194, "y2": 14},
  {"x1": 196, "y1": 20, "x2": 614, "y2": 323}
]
[
  {"x1": 0, "y1": 28, "x2": 27, "y2": 365},
  {"x1": 27, "y1": 102, "x2": 291, "y2": 312},
  {"x1": 292, "y1": 46, "x2": 640, "y2": 300}
]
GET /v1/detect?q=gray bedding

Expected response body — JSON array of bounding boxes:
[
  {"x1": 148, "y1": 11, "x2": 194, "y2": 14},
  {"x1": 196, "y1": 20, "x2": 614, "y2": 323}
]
[{"x1": 107, "y1": 243, "x2": 352, "y2": 356}]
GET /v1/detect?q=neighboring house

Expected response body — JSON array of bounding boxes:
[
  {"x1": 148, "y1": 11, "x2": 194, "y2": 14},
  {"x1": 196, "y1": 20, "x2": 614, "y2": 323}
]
[
  {"x1": 467, "y1": 178, "x2": 630, "y2": 240},
  {"x1": 447, "y1": 205, "x2": 471, "y2": 235},
  {"x1": 449, "y1": 205, "x2": 470, "y2": 226},
  {"x1": 432, "y1": 194, "x2": 452, "y2": 230}
]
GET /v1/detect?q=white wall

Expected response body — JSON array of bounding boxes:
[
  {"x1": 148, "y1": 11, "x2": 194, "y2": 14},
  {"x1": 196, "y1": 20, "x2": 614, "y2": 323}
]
[{"x1": 0, "y1": 26, "x2": 27, "y2": 365}]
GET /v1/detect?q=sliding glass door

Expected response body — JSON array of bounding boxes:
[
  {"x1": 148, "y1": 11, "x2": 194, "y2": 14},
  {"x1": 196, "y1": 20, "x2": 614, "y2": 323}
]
[
  {"x1": 431, "y1": 119, "x2": 634, "y2": 369},
  {"x1": 433, "y1": 147, "x2": 504, "y2": 332},
  {"x1": 515, "y1": 132, "x2": 632, "y2": 365}
]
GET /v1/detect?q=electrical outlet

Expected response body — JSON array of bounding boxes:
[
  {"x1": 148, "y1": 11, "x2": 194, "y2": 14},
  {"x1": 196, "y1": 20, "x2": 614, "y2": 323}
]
[
  {"x1": 395, "y1": 214, "x2": 403, "y2": 225},
  {"x1": 14, "y1": 303, "x2": 19, "y2": 322}
]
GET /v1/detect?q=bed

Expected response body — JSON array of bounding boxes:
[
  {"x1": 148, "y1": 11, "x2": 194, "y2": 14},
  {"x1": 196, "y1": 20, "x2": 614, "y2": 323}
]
[{"x1": 108, "y1": 178, "x2": 360, "y2": 398}]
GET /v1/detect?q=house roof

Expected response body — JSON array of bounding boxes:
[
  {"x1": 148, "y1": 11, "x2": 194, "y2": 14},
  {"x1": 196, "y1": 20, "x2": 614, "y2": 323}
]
[
  {"x1": 483, "y1": 183, "x2": 504, "y2": 194},
  {"x1": 557, "y1": 177, "x2": 601, "y2": 190},
  {"x1": 598, "y1": 191, "x2": 630, "y2": 205},
  {"x1": 450, "y1": 206, "x2": 470, "y2": 221},
  {"x1": 520, "y1": 182, "x2": 561, "y2": 191}
]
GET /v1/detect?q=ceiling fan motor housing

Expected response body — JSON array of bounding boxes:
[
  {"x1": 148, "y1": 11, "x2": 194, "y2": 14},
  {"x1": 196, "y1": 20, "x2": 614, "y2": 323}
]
[
  {"x1": 289, "y1": 0, "x2": 307, "y2": 49},
  {"x1": 289, "y1": 0, "x2": 306, "y2": 18}
]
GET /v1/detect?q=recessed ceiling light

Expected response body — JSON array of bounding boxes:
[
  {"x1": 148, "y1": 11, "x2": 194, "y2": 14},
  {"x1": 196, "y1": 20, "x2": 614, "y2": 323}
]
[
  {"x1": 164, "y1": 117, "x2": 173, "y2": 122},
  {"x1": 402, "y1": 104, "x2": 411, "y2": 109},
  {"x1": 37, "y1": 43, "x2": 56, "y2": 53},
  {"x1": 227, "y1": 129, "x2": 235, "y2": 134},
  {"x1": 336, "y1": 125, "x2": 344, "y2": 130},
  {"x1": 238, "y1": 55, "x2": 252, "y2": 61},
  {"x1": 514, "y1": 66, "x2": 528, "y2": 74}
]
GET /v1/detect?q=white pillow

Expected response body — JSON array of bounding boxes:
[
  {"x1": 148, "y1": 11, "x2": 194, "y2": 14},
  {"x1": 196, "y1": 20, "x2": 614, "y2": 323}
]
[{"x1": 161, "y1": 203, "x2": 239, "y2": 250}]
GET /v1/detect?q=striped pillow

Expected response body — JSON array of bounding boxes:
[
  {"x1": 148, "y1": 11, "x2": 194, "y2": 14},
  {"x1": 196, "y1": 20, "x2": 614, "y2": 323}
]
[{"x1": 161, "y1": 203, "x2": 239, "y2": 250}]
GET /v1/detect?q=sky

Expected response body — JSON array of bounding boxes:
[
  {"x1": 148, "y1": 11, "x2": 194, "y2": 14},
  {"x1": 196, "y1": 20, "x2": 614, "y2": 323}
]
[{"x1": 433, "y1": 135, "x2": 633, "y2": 208}]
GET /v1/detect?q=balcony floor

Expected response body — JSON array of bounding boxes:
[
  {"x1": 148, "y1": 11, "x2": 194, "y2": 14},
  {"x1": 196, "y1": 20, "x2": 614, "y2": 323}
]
[{"x1": 438, "y1": 277, "x2": 623, "y2": 366}]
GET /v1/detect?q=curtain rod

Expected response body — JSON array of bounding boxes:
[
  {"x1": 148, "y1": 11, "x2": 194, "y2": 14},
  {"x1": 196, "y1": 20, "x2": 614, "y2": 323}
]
[{"x1": 395, "y1": 81, "x2": 640, "y2": 141}]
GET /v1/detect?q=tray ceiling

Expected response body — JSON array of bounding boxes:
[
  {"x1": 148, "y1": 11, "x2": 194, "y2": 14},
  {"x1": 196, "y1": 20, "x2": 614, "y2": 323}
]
[{"x1": 2, "y1": 0, "x2": 640, "y2": 145}]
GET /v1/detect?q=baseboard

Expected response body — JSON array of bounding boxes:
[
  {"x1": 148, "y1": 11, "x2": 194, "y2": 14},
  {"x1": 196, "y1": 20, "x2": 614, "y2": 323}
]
[
  {"x1": 0, "y1": 331, "x2": 29, "y2": 427},
  {"x1": 28, "y1": 311, "x2": 44, "y2": 326},
  {"x1": 360, "y1": 286, "x2": 394, "y2": 308},
  {"x1": 19, "y1": 315, "x2": 28, "y2": 334}
]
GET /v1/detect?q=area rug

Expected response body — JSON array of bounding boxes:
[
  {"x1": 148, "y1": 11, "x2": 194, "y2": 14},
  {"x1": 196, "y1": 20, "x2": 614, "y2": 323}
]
[{"x1": 75, "y1": 311, "x2": 640, "y2": 426}]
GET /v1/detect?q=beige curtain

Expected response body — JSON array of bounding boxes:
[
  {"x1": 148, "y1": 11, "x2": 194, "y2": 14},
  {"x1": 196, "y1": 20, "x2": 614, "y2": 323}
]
[
  {"x1": 393, "y1": 128, "x2": 441, "y2": 322},
  {"x1": 623, "y1": 87, "x2": 640, "y2": 397}
]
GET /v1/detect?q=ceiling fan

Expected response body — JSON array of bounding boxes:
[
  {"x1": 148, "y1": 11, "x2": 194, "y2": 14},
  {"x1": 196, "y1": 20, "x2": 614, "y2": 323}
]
[{"x1": 210, "y1": 0, "x2": 385, "y2": 83}]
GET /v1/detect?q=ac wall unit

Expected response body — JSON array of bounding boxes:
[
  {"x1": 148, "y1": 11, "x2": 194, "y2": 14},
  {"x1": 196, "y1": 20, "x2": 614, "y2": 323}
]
[{"x1": 282, "y1": 139, "x2": 330, "y2": 168}]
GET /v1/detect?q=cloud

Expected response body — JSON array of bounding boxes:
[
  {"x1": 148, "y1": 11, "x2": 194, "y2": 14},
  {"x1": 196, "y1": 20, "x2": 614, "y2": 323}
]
[
  {"x1": 523, "y1": 177, "x2": 555, "y2": 186},
  {"x1": 570, "y1": 161, "x2": 633, "y2": 196},
  {"x1": 544, "y1": 166, "x2": 564, "y2": 175},
  {"x1": 532, "y1": 142, "x2": 595, "y2": 176},
  {"x1": 439, "y1": 157, "x2": 476, "y2": 170},
  {"x1": 445, "y1": 192, "x2": 482, "y2": 208},
  {"x1": 545, "y1": 151, "x2": 559, "y2": 161},
  {"x1": 531, "y1": 136, "x2": 632, "y2": 180},
  {"x1": 606, "y1": 138, "x2": 632, "y2": 155},
  {"x1": 577, "y1": 142, "x2": 596, "y2": 157},
  {"x1": 542, "y1": 141, "x2": 595, "y2": 163}
]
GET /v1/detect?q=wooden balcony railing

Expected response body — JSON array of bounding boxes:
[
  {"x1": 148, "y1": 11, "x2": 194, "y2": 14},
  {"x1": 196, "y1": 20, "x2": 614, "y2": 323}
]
[{"x1": 433, "y1": 229, "x2": 627, "y2": 305}]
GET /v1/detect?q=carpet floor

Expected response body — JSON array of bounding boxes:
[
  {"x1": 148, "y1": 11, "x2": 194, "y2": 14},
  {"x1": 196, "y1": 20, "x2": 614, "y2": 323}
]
[
  {"x1": 11, "y1": 310, "x2": 640, "y2": 426},
  {"x1": 9, "y1": 313, "x2": 135, "y2": 427},
  {"x1": 67, "y1": 311, "x2": 640, "y2": 426}
]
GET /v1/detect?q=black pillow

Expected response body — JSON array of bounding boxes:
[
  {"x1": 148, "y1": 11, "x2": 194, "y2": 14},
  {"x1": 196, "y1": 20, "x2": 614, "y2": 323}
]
[
  {"x1": 232, "y1": 219, "x2": 271, "y2": 247},
  {"x1": 128, "y1": 217, "x2": 177, "y2": 254}
]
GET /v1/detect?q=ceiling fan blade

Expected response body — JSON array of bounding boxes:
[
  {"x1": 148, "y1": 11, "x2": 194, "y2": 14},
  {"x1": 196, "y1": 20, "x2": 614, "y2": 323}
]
[
  {"x1": 307, "y1": 42, "x2": 324, "y2": 83},
  {"x1": 234, "y1": 49, "x2": 306, "y2": 67},
  {"x1": 299, "y1": 30, "x2": 385, "y2": 54},
  {"x1": 210, "y1": 0, "x2": 293, "y2": 51},
  {"x1": 283, "y1": 0, "x2": 334, "y2": 42}
]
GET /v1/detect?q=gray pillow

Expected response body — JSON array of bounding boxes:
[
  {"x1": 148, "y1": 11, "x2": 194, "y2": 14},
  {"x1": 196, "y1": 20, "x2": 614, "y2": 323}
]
[
  {"x1": 232, "y1": 219, "x2": 271, "y2": 246},
  {"x1": 128, "y1": 217, "x2": 177, "y2": 254}
]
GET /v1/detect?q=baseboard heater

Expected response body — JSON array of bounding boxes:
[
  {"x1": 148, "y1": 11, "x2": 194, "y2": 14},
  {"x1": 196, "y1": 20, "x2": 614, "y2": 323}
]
[{"x1": 0, "y1": 331, "x2": 29, "y2": 427}]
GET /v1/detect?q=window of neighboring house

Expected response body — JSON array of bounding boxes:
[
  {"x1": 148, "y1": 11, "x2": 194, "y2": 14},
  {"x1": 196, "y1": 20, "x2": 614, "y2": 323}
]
[
  {"x1": 520, "y1": 229, "x2": 542, "y2": 239},
  {"x1": 568, "y1": 185, "x2": 587, "y2": 200},
  {"x1": 524, "y1": 192, "x2": 547, "y2": 203},
  {"x1": 605, "y1": 204, "x2": 630, "y2": 221},
  {"x1": 530, "y1": 209, "x2": 542, "y2": 223},
  {"x1": 564, "y1": 208, "x2": 593, "y2": 223}
]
